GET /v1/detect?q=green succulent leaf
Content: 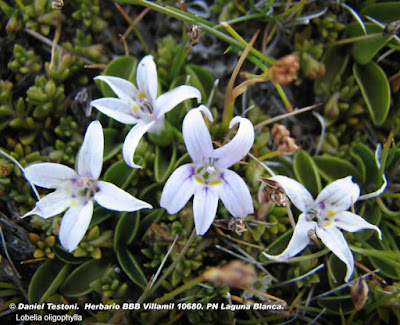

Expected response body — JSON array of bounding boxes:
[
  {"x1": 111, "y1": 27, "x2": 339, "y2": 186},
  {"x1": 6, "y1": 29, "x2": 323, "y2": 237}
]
[
  {"x1": 114, "y1": 211, "x2": 140, "y2": 247},
  {"x1": 60, "y1": 259, "x2": 110, "y2": 297},
  {"x1": 138, "y1": 208, "x2": 165, "y2": 240},
  {"x1": 293, "y1": 150, "x2": 321, "y2": 197},
  {"x1": 317, "y1": 295, "x2": 354, "y2": 315},
  {"x1": 346, "y1": 22, "x2": 392, "y2": 65},
  {"x1": 314, "y1": 47, "x2": 349, "y2": 96},
  {"x1": 185, "y1": 64, "x2": 215, "y2": 105},
  {"x1": 103, "y1": 159, "x2": 138, "y2": 189},
  {"x1": 116, "y1": 248, "x2": 148, "y2": 289},
  {"x1": 313, "y1": 155, "x2": 362, "y2": 183},
  {"x1": 360, "y1": 2, "x2": 400, "y2": 24},
  {"x1": 53, "y1": 245, "x2": 91, "y2": 264},
  {"x1": 353, "y1": 62, "x2": 390, "y2": 125},
  {"x1": 28, "y1": 258, "x2": 70, "y2": 303},
  {"x1": 350, "y1": 142, "x2": 381, "y2": 191},
  {"x1": 98, "y1": 56, "x2": 138, "y2": 97},
  {"x1": 154, "y1": 144, "x2": 177, "y2": 183}
]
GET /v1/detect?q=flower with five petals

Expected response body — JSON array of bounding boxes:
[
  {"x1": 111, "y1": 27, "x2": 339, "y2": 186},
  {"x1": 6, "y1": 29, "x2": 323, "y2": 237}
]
[
  {"x1": 23, "y1": 121, "x2": 152, "y2": 252},
  {"x1": 90, "y1": 55, "x2": 201, "y2": 168},
  {"x1": 263, "y1": 175, "x2": 382, "y2": 282},
  {"x1": 160, "y1": 105, "x2": 254, "y2": 235}
]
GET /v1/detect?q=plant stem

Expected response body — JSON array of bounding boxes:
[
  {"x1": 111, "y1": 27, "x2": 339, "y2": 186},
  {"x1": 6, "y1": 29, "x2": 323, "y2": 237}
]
[{"x1": 146, "y1": 228, "x2": 197, "y2": 300}]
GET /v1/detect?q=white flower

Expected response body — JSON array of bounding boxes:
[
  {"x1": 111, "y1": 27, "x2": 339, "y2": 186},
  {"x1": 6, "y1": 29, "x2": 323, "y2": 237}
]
[
  {"x1": 160, "y1": 105, "x2": 254, "y2": 235},
  {"x1": 90, "y1": 55, "x2": 202, "y2": 168},
  {"x1": 23, "y1": 121, "x2": 152, "y2": 252},
  {"x1": 263, "y1": 175, "x2": 382, "y2": 282}
]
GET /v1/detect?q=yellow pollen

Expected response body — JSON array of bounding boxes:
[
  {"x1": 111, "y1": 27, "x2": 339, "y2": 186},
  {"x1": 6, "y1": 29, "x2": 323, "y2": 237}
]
[
  {"x1": 327, "y1": 210, "x2": 335, "y2": 218},
  {"x1": 325, "y1": 221, "x2": 333, "y2": 227},
  {"x1": 209, "y1": 179, "x2": 222, "y2": 186},
  {"x1": 133, "y1": 104, "x2": 139, "y2": 112},
  {"x1": 195, "y1": 176, "x2": 205, "y2": 184}
]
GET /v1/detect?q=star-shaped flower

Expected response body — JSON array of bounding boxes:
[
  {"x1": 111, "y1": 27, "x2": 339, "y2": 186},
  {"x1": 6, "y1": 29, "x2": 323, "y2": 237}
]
[
  {"x1": 23, "y1": 121, "x2": 152, "y2": 252},
  {"x1": 90, "y1": 55, "x2": 202, "y2": 168},
  {"x1": 263, "y1": 175, "x2": 382, "y2": 282},
  {"x1": 160, "y1": 105, "x2": 254, "y2": 235}
]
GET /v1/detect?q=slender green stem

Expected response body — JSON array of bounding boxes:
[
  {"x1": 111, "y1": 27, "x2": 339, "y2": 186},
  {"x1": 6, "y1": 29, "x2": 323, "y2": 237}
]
[
  {"x1": 118, "y1": 0, "x2": 275, "y2": 65},
  {"x1": 146, "y1": 228, "x2": 197, "y2": 299},
  {"x1": 327, "y1": 33, "x2": 384, "y2": 47},
  {"x1": 154, "y1": 276, "x2": 202, "y2": 304}
]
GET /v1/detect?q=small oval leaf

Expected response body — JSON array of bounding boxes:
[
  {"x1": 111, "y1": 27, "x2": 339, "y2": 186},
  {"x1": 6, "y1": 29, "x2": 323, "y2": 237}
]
[
  {"x1": 99, "y1": 56, "x2": 138, "y2": 97},
  {"x1": 60, "y1": 259, "x2": 110, "y2": 297},
  {"x1": 154, "y1": 144, "x2": 177, "y2": 183},
  {"x1": 314, "y1": 155, "x2": 362, "y2": 183},
  {"x1": 293, "y1": 150, "x2": 321, "y2": 197},
  {"x1": 116, "y1": 248, "x2": 148, "y2": 289},
  {"x1": 353, "y1": 62, "x2": 390, "y2": 125},
  {"x1": 28, "y1": 259, "x2": 70, "y2": 304},
  {"x1": 350, "y1": 142, "x2": 380, "y2": 191},
  {"x1": 103, "y1": 159, "x2": 138, "y2": 189},
  {"x1": 114, "y1": 211, "x2": 140, "y2": 247}
]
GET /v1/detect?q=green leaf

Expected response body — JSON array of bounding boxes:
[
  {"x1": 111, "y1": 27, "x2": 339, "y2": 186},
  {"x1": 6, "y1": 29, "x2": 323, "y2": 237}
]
[
  {"x1": 264, "y1": 229, "x2": 294, "y2": 256},
  {"x1": 346, "y1": 22, "x2": 392, "y2": 65},
  {"x1": 351, "y1": 245, "x2": 400, "y2": 280},
  {"x1": 360, "y1": 2, "x2": 400, "y2": 24},
  {"x1": 103, "y1": 128, "x2": 122, "y2": 162},
  {"x1": 138, "y1": 208, "x2": 164, "y2": 240},
  {"x1": 28, "y1": 259, "x2": 70, "y2": 303},
  {"x1": 116, "y1": 248, "x2": 148, "y2": 289},
  {"x1": 60, "y1": 259, "x2": 110, "y2": 297},
  {"x1": 154, "y1": 144, "x2": 177, "y2": 183},
  {"x1": 327, "y1": 254, "x2": 347, "y2": 288},
  {"x1": 317, "y1": 295, "x2": 354, "y2": 315},
  {"x1": 114, "y1": 211, "x2": 140, "y2": 247},
  {"x1": 354, "y1": 204, "x2": 382, "y2": 241},
  {"x1": 314, "y1": 47, "x2": 349, "y2": 96},
  {"x1": 185, "y1": 64, "x2": 215, "y2": 104},
  {"x1": 89, "y1": 207, "x2": 113, "y2": 228},
  {"x1": 53, "y1": 245, "x2": 91, "y2": 264},
  {"x1": 293, "y1": 150, "x2": 321, "y2": 197},
  {"x1": 98, "y1": 56, "x2": 138, "y2": 97},
  {"x1": 349, "y1": 142, "x2": 380, "y2": 191},
  {"x1": 353, "y1": 62, "x2": 390, "y2": 125},
  {"x1": 313, "y1": 155, "x2": 362, "y2": 183},
  {"x1": 147, "y1": 120, "x2": 176, "y2": 147},
  {"x1": 103, "y1": 159, "x2": 138, "y2": 189}
]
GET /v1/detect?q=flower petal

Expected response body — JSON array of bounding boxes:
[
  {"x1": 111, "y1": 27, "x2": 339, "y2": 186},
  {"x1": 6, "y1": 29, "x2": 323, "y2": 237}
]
[
  {"x1": 182, "y1": 105, "x2": 214, "y2": 163},
  {"x1": 94, "y1": 75, "x2": 138, "y2": 103},
  {"x1": 213, "y1": 116, "x2": 254, "y2": 169},
  {"x1": 160, "y1": 164, "x2": 197, "y2": 214},
  {"x1": 137, "y1": 55, "x2": 158, "y2": 102},
  {"x1": 90, "y1": 98, "x2": 140, "y2": 124},
  {"x1": 77, "y1": 121, "x2": 103, "y2": 180},
  {"x1": 24, "y1": 163, "x2": 77, "y2": 189},
  {"x1": 193, "y1": 186, "x2": 219, "y2": 235},
  {"x1": 316, "y1": 176, "x2": 360, "y2": 212},
  {"x1": 263, "y1": 213, "x2": 315, "y2": 260},
  {"x1": 218, "y1": 169, "x2": 254, "y2": 218},
  {"x1": 316, "y1": 225, "x2": 354, "y2": 282},
  {"x1": 94, "y1": 181, "x2": 152, "y2": 211},
  {"x1": 22, "y1": 190, "x2": 71, "y2": 219},
  {"x1": 122, "y1": 120, "x2": 154, "y2": 168},
  {"x1": 269, "y1": 175, "x2": 314, "y2": 212},
  {"x1": 334, "y1": 211, "x2": 382, "y2": 239},
  {"x1": 155, "y1": 85, "x2": 201, "y2": 117},
  {"x1": 59, "y1": 200, "x2": 94, "y2": 252}
]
